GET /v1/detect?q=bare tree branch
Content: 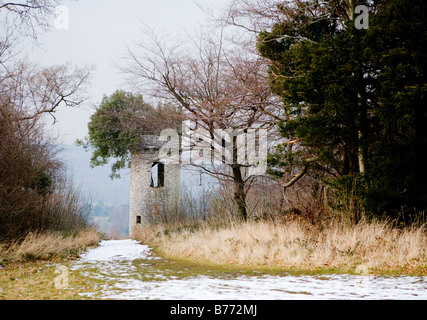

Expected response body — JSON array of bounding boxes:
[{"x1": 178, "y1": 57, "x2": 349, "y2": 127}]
[
  {"x1": 119, "y1": 24, "x2": 281, "y2": 219},
  {"x1": 282, "y1": 157, "x2": 317, "y2": 189}
]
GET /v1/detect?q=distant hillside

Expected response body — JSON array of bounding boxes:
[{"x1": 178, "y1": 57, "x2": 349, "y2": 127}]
[{"x1": 59, "y1": 144, "x2": 131, "y2": 206}]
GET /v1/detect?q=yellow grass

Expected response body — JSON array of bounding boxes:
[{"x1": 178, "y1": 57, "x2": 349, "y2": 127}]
[
  {"x1": 0, "y1": 260, "x2": 103, "y2": 300},
  {"x1": 0, "y1": 228, "x2": 104, "y2": 300},
  {"x1": 0, "y1": 228, "x2": 101, "y2": 264},
  {"x1": 136, "y1": 219, "x2": 427, "y2": 275}
]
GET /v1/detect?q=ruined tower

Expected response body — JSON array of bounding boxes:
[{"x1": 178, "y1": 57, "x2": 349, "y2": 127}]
[{"x1": 129, "y1": 135, "x2": 181, "y2": 238}]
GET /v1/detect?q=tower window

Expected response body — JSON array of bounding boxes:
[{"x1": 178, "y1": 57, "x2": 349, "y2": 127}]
[
  {"x1": 150, "y1": 162, "x2": 164, "y2": 188},
  {"x1": 136, "y1": 216, "x2": 142, "y2": 224}
]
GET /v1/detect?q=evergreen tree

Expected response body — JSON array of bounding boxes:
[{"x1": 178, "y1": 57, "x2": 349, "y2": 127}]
[
  {"x1": 77, "y1": 90, "x2": 181, "y2": 178},
  {"x1": 362, "y1": 0, "x2": 427, "y2": 218},
  {"x1": 259, "y1": 0, "x2": 427, "y2": 219}
]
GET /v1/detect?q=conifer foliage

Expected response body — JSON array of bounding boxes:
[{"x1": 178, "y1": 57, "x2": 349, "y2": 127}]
[{"x1": 258, "y1": 0, "x2": 427, "y2": 219}]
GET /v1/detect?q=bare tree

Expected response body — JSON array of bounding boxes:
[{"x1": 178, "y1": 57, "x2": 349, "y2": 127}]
[
  {"x1": 0, "y1": 0, "x2": 91, "y2": 123},
  {"x1": 214, "y1": 0, "x2": 356, "y2": 202},
  {"x1": 0, "y1": 0, "x2": 59, "y2": 38},
  {"x1": 1, "y1": 0, "x2": 60, "y2": 73},
  {"x1": 1, "y1": 61, "x2": 92, "y2": 123},
  {"x1": 119, "y1": 24, "x2": 281, "y2": 220},
  {"x1": 0, "y1": 0, "x2": 94, "y2": 240}
]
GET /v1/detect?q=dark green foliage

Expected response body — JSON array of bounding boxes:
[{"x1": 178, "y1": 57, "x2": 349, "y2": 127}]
[
  {"x1": 77, "y1": 90, "x2": 148, "y2": 178},
  {"x1": 78, "y1": 90, "x2": 181, "y2": 178},
  {"x1": 361, "y1": 0, "x2": 427, "y2": 218},
  {"x1": 259, "y1": 0, "x2": 427, "y2": 219}
]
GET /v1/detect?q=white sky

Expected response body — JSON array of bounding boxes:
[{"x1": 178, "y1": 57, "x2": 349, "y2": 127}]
[{"x1": 27, "y1": 0, "x2": 230, "y2": 144}]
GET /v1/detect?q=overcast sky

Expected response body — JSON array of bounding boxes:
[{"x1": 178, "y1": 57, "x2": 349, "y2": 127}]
[{"x1": 28, "y1": 0, "x2": 230, "y2": 144}]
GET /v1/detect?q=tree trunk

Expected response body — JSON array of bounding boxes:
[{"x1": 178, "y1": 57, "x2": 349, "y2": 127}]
[
  {"x1": 232, "y1": 165, "x2": 247, "y2": 221},
  {"x1": 232, "y1": 134, "x2": 247, "y2": 221}
]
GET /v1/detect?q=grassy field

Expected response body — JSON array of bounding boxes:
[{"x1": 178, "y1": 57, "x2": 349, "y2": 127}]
[
  {"x1": 0, "y1": 260, "x2": 100, "y2": 300},
  {"x1": 1, "y1": 217, "x2": 425, "y2": 300},
  {"x1": 0, "y1": 228, "x2": 103, "y2": 300},
  {"x1": 135, "y1": 218, "x2": 427, "y2": 276}
]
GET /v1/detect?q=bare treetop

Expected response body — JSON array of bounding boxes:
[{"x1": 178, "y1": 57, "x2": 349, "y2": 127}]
[
  {"x1": 119, "y1": 24, "x2": 281, "y2": 134},
  {"x1": 0, "y1": 0, "x2": 59, "y2": 39}
]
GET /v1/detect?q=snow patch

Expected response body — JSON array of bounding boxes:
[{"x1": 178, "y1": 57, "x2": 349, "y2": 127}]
[
  {"x1": 103, "y1": 274, "x2": 427, "y2": 300},
  {"x1": 79, "y1": 239, "x2": 150, "y2": 262},
  {"x1": 72, "y1": 239, "x2": 427, "y2": 300}
]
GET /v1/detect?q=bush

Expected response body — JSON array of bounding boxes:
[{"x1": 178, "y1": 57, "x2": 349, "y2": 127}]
[{"x1": 0, "y1": 102, "x2": 90, "y2": 242}]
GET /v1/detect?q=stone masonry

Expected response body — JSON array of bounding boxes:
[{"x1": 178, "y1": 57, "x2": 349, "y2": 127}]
[{"x1": 129, "y1": 135, "x2": 180, "y2": 238}]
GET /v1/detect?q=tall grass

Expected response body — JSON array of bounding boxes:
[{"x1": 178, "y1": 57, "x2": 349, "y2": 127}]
[
  {"x1": 42, "y1": 183, "x2": 91, "y2": 236},
  {"x1": 0, "y1": 228, "x2": 100, "y2": 264},
  {"x1": 136, "y1": 218, "x2": 426, "y2": 273},
  {"x1": 0, "y1": 179, "x2": 100, "y2": 264},
  {"x1": 127, "y1": 169, "x2": 427, "y2": 274},
  {"x1": 134, "y1": 176, "x2": 426, "y2": 274}
]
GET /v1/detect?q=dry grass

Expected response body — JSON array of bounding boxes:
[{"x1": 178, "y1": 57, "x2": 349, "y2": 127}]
[
  {"x1": 0, "y1": 260, "x2": 103, "y2": 300},
  {"x1": 0, "y1": 228, "x2": 101, "y2": 264},
  {"x1": 136, "y1": 218, "x2": 427, "y2": 275},
  {"x1": 0, "y1": 228, "x2": 104, "y2": 300}
]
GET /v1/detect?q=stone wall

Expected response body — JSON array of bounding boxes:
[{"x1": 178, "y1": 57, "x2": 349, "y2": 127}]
[{"x1": 129, "y1": 148, "x2": 181, "y2": 238}]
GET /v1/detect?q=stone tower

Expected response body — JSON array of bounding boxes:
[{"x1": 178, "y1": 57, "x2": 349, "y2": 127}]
[{"x1": 129, "y1": 135, "x2": 180, "y2": 238}]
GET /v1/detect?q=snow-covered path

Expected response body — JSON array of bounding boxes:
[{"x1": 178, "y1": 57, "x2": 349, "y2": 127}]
[{"x1": 71, "y1": 239, "x2": 427, "y2": 300}]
